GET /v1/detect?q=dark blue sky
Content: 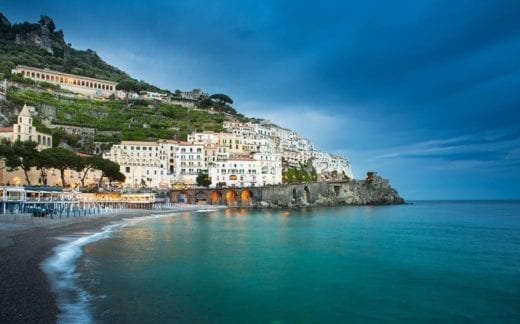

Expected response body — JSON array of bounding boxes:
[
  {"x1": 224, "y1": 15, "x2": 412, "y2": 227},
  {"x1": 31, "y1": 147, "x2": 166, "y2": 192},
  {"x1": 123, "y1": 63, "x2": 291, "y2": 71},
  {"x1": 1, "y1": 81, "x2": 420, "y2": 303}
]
[{"x1": 3, "y1": 0, "x2": 520, "y2": 199}]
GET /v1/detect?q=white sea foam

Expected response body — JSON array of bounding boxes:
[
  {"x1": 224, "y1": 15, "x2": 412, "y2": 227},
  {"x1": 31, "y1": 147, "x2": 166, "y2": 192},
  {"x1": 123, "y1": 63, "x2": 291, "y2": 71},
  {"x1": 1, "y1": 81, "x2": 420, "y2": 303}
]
[
  {"x1": 40, "y1": 212, "x2": 181, "y2": 323},
  {"x1": 41, "y1": 223, "x2": 120, "y2": 324},
  {"x1": 195, "y1": 209, "x2": 218, "y2": 213}
]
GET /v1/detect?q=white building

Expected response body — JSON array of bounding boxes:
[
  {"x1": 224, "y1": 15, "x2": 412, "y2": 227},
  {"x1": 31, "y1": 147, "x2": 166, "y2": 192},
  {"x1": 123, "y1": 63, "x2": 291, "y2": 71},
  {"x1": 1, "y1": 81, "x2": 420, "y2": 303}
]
[
  {"x1": 175, "y1": 142, "x2": 206, "y2": 185},
  {"x1": 0, "y1": 104, "x2": 52, "y2": 150},
  {"x1": 103, "y1": 118, "x2": 353, "y2": 189},
  {"x1": 312, "y1": 151, "x2": 353, "y2": 180},
  {"x1": 209, "y1": 152, "x2": 282, "y2": 188}
]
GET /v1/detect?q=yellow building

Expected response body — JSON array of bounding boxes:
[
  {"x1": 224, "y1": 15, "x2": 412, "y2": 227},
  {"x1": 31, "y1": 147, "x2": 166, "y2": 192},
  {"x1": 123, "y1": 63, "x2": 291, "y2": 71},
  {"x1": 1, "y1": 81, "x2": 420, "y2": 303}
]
[{"x1": 12, "y1": 65, "x2": 117, "y2": 98}]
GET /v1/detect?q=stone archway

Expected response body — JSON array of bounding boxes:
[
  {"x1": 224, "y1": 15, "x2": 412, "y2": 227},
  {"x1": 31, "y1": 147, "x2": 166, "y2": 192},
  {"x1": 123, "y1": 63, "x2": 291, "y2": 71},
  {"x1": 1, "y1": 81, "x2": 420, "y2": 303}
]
[
  {"x1": 209, "y1": 191, "x2": 223, "y2": 205},
  {"x1": 177, "y1": 191, "x2": 191, "y2": 204},
  {"x1": 225, "y1": 189, "x2": 238, "y2": 206},
  {"x1": 195, "y1": 191, "x2": 208, "y2": 204},
  {"x1": 304, "y1": 186, "x2": 311, "y2": 203},
  {"x1": 241, "y1": 189, "x2": 253, "y2": 205}
]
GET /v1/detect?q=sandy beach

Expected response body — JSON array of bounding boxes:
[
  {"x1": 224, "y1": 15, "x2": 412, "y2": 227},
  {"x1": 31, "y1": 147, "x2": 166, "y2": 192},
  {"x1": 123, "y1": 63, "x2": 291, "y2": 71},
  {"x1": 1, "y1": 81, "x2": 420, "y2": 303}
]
[{"x1": 0, "y1": 206, "x2": 223, "y2": 323}]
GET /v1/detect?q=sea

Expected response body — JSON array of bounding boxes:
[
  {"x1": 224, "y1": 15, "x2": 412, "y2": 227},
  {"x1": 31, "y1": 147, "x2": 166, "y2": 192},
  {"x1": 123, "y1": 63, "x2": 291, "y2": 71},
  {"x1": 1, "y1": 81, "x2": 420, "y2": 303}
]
[{"x1": 42, "y1": 201, "x2": 520, "y2": 323}]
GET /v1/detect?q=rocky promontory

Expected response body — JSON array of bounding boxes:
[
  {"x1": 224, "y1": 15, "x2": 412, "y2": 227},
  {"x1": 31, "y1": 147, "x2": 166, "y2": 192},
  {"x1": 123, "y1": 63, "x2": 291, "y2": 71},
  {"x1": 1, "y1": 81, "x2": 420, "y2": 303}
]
[{"x1": 254, "y1": 173, "x2": 404, "y2": 208}]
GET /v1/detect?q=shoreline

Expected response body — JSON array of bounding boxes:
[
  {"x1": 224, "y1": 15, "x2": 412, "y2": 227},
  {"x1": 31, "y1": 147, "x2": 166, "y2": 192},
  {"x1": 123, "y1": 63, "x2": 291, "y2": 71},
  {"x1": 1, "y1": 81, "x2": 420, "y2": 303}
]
[{"x1": 0, "y1": 205, "x2": 225, "y2": 323}]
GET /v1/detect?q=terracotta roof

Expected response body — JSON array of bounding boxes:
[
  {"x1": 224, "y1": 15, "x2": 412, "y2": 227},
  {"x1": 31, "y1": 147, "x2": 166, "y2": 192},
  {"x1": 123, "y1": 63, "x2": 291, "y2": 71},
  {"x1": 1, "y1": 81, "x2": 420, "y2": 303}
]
[{"x1": 0, "y1": 127, "x2": 13, "y2": 133}]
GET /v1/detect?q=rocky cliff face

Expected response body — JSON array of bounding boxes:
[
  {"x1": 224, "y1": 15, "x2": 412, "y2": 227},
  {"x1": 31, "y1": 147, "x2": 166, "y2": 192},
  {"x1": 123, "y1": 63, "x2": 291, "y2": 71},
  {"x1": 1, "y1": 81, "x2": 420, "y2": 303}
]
[
  {"x1": 254, "y1": 176, "x2": 404, "y2": 208},
  {"x1": 13, "y1": 15, "x2": 64, "y2": 55}
]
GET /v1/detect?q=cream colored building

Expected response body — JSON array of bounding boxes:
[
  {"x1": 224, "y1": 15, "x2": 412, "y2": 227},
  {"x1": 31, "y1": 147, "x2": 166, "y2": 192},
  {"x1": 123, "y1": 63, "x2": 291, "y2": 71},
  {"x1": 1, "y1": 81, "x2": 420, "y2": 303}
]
[
  {"x1": 0, "y1": 104, "x2": 52, "y2": 150},
  {"x1": 103, "y1": 141, "x2": 164, "y2": 188},
  {"x1": 12, "y1": 65, "x2": 117, "y2": 97}
]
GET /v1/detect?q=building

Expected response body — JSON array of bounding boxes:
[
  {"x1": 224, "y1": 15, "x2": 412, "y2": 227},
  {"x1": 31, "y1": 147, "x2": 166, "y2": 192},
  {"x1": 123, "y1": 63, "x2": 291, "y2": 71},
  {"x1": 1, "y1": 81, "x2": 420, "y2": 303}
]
[
  {"x1": 140, "y1": 91, "x2": 168, "y2": 101},
  {"x1": 0, "y1": 104, "x2": 52, "y2": 150},
  {"x1": 179, "y1": 89, "x2": 208, "y2": 100},
  {"x1": 103, "y1": 141, "x2": 164, "y2": 188},
  {"x1": 11, "y1": 65, "x2": 117, "y2": 98}
]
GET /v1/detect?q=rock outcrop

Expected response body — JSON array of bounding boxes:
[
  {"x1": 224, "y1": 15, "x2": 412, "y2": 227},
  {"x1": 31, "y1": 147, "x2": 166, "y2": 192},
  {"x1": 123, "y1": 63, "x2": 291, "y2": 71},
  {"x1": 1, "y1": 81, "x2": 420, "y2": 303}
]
[
  {"x1": 253, "y1": 175, "x2": 404, "y2": 208},
  {"x1": 14, "y1": 15, "x2": 60, "y2": 54}
]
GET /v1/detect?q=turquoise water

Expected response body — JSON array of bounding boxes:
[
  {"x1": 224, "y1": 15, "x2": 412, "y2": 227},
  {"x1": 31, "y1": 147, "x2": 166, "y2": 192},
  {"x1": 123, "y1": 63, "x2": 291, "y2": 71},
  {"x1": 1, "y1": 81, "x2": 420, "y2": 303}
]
[{"x1": 59, "y1": 201, "x2": 520, "y2": 322}]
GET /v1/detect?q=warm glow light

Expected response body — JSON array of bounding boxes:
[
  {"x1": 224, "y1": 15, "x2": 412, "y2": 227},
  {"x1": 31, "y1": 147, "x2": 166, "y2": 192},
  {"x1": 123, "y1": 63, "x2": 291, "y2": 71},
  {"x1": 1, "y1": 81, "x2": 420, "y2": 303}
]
[{"x1": 12, "y1": 177, "x2": 21, "y2": 186}]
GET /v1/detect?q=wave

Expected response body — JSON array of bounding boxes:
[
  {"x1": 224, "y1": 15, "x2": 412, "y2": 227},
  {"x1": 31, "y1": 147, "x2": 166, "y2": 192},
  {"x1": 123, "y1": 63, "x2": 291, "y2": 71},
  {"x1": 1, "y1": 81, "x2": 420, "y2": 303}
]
[
  {"x1": 41, "y1": 223, "x2": 119, "y2": 323},
  {"x1": 40, "y1": 212, "x2": 176, "y2": 323}
]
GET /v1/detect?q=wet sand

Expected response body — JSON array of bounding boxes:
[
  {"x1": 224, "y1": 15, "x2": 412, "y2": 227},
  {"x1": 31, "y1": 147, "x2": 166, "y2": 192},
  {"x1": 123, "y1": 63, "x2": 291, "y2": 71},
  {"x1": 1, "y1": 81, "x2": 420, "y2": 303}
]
[{"x1": 0, "y1": 206, "x2": 223, "y2": 323}]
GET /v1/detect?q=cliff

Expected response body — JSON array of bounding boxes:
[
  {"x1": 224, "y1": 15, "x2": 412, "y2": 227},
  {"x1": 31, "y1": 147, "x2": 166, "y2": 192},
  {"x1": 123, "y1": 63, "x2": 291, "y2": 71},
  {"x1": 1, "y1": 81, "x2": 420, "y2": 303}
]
[{"x1": 0, "y1": 13, "x2": 160, "y2": 92}]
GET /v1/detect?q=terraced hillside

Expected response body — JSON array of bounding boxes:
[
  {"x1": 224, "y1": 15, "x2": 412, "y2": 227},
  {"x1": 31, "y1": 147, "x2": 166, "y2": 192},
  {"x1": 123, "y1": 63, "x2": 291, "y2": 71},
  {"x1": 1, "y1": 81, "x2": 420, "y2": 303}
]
[{"x1": 6, "y1": 87, "x2": 230, "y2": 143}]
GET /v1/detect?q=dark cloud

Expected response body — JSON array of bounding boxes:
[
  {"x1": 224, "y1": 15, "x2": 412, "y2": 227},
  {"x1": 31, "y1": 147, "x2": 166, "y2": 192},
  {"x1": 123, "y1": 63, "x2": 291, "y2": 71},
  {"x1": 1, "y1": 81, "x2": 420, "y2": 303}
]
[{"x1": 2, "y1": 0, "x2": 520, "y2": 198}]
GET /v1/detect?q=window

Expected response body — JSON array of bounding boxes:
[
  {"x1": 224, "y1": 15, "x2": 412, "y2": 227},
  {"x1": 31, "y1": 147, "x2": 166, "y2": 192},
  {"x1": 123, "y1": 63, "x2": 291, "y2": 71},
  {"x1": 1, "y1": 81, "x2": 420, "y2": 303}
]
[{"x1": 126, "y1": 167, "x2": 130, "y2": 173}]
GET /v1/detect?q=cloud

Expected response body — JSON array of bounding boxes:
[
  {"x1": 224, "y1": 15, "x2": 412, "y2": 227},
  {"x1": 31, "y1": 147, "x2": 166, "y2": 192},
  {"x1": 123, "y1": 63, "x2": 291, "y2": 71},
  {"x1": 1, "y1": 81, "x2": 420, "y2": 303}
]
[{"x1": 373, "y1": 129, "x2": 520, "y2": 171}]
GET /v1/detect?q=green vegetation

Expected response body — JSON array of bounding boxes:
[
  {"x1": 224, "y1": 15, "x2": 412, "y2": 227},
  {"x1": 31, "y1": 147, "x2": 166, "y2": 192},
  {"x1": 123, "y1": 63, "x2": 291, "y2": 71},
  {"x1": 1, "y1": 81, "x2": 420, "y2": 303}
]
[
  {"x1": 0, "y1": 139, "x2": 38, "y2": 185},
  {"x1": 0, "y1": 139, "x2": 125, "y2": 187},
  {"x1": 196, "y1": 93, "x2": 238, "y2": 115},
  {"x1": 7, "y1": 89, "x2": 226, "y2": 143},
  {"x1": 0, "y1": 13, "x2": 162, "y2": 92},
  {"x1": 0, "y1": 13, "x2": 245, "y2": 152},
  {"x1": 282, "y1": 162, "x2": 318, "y2": 184},
  {"x1": 196, "y1": 170, "x2": 212, "y2": 187}
]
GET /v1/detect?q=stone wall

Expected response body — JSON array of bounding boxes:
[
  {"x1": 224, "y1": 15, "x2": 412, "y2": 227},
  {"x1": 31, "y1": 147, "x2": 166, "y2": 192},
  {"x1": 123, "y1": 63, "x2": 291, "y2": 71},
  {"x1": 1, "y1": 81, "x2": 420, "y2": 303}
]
[{"x1": 170, "y1": 176, "x2": 404, "y2": 208}]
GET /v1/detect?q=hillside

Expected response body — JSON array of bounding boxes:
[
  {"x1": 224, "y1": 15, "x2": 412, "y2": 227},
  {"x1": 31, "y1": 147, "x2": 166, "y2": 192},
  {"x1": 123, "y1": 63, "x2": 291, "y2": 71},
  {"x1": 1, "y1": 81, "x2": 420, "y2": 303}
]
[
  {"x1": 0, "y1": 13, "x2": 248, "y2": 152},
  {"x1": 0, "y1": 13, "x2": 161, "y2": 92},
  {"x1": 4, "y1": 85, "x2": 230, "y2": 149}
]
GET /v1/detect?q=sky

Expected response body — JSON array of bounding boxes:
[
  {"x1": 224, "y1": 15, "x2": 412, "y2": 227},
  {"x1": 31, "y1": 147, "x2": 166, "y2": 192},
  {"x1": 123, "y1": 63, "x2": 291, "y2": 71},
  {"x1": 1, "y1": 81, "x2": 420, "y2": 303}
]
[{"x1": 2, "y1": 0, "x2": 520, "y2": 199}]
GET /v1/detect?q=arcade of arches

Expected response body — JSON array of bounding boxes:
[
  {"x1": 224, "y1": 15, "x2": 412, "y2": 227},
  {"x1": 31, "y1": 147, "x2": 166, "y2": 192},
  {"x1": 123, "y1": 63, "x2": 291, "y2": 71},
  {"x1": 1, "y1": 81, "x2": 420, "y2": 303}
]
[{"x1": 172, "y1": 188, "x2": 255, "y2": 206}]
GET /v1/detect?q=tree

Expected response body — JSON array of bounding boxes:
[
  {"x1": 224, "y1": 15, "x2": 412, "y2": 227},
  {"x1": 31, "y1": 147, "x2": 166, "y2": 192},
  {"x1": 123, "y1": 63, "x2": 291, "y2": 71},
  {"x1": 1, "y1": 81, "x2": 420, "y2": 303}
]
[
  {"x1": 92, "y1": 156, "x2": 124, "y2": 187},
  {"x1": 209, "y1": 93, "x2": 233, "y2": 106},
  {"x1": 0, "y1": 140, "x2": 39, "y2": 185},
  {"x1": 196, "y1": 98, "x2": 213, "y2": 109},
  {"x1": 35, "y1": 148, "x2": 56, "y2": 185},
  {"x1": 41, "y1": 148, "x2": 81, "y2": 187},
  {"x1": 73, "y1": 155, "x2": 96, "y2": 188},
  {"x1": 209, "y1": 93, "x2": 233, "y2": 113},
  {"x1": 196, "y1": 170, "x2": 212, "y2": 187},
  {"x1": 116, "y1": 80, "x2": 142, "y2": 93}
]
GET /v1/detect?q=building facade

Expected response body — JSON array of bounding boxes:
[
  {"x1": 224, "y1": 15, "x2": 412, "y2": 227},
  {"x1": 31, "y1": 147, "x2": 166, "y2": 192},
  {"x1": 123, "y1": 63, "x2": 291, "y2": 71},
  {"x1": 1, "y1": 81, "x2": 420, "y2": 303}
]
[
  {"x1": 0, "y1": 104, "x2": 52, "y2": 150},
  {"x1": 12, "y1": 65, "x2": 117, "y2": 97}
]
